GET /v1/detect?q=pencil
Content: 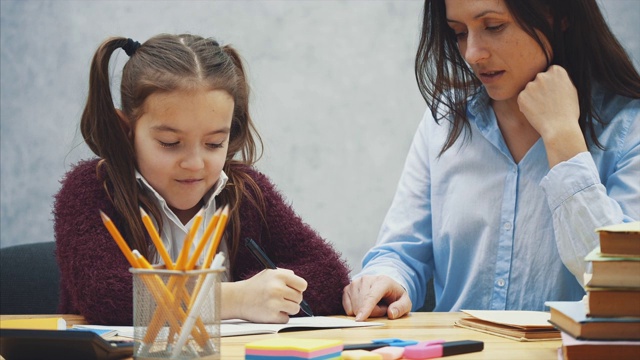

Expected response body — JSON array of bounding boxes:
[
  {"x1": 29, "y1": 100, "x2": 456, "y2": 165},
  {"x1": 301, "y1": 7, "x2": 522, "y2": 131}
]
[
  {"x1": 142, "y1": 209, "x2": 209, "y2": 348},
  {"x1": 133, "y1": 250, "x2": 210, "y2": 348},
  {"x1": 186, "y1": 207, "x2": 222, "y2": 271},
  {"x1": 131, "y1": 251, "x2": 184, "y2": 343},
  {"x1": 172, "y1": 252, "x2": 225, "y2": 358},
  {"x1": 169, "y1": 208, "x2": 204, "y2": 309},
  {"x1": 164, "y1": 209, "x2": 204, "y2": 345},
  {"x1": 188, "y1": 205, "x2": 229, "y2": 309},
  {"x1": 100, "y1": 210, "x2": 139, "y2": 268},
  {"x1": 140, "y1": 207, "x2": 174, "y2": 270},
  {"x1": 202, "y1": 205, "x2": 229, "y2": 268},
  {"x1": 175, "y1": 209, "x2": 203, "y2": 271}
]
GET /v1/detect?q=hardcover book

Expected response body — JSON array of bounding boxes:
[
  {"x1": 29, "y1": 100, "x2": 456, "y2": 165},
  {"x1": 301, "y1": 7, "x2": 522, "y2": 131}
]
[
  {"x1": 584, "y1": 247, "x2": 640, "y2": 288},
  {"x1": 585, "y1": 287, "x2": 640, "y2": 318},
  {"x1": 560, "y1": 331, "x2": 640, "y2": 360},
  {"x1": 596, "y1": 221, "x2": 640, "y2": 257},
  {"x1": 545, "y1": 301, "x2": 640, "y2": 341}
]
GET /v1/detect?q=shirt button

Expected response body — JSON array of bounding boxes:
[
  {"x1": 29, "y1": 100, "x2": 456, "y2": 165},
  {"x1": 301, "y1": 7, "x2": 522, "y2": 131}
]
[
  {"x1": 497, "y1": 279, "x2": 505, "y2": 287},
  {"x1": 504, "y1": 222, "x2": 512, "y2": 230}
]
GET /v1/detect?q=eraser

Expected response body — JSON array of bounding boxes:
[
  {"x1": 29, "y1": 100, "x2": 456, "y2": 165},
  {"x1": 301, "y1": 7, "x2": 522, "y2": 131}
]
[
  {"x1": 342, "y1": 349, "x2": 383, "y2": 359},
  {"x1": 372, "y1": 346, "x2": 405, "y2": 359}
]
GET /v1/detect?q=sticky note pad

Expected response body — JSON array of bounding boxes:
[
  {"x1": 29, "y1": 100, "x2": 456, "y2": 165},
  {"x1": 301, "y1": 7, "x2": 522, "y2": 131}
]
[
  {"x1": 342, "y1": 350, "x2": 383, "y2": 359},
  {"x1": 245, "y1": 338, "x2": 343, "y2": 359}
]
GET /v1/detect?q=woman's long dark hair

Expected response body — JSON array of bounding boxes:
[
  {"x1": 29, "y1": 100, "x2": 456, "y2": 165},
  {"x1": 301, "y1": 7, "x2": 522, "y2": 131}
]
[
  {"x1": 416, "y1": 0, "x2": 640, "y2": 155},
  {"x1": 80, "y1": 34, "x2": 264, "y2": 267}
]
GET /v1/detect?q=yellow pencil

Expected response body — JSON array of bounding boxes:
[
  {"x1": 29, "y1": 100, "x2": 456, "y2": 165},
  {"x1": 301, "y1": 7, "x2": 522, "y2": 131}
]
[
  {"x1": 133, "y1": 251, "x2": 210, "y2": 347},
  {"x1": 175, "y1": 209, "x2": 203, "y2": 271},
  {"x1": 140, "y1": 207, "x2": 174, "y2": 270},
  {"x1": 143, "y1": 208, "x2": 208, "y2": 347},
  {"x1": 186, "y1": 207, "x2": 222, "y2": 271},
  {"x1": 175, "y1": 207, "x2": 224, "y2": 345},
  {"x1": 100, "y1": 210, "x2": 139, "y2": 268},
  {"x1": 170, "y1": 208, "x2": 206, "y2": 337},
  {"x1": 133, "y1": 251, "x2": 184, "y2": 343},
  {"x1": 100, "y1": 209, "x2": 210, "y2": 348},
  {"x1": 203, "y1": 205, "x2": 229, "y2": 269},
  {"x1": 188, "y1": 205, "x2": 229, "y2": 309},
  {"x1": 168, "y1": 208, "x2": 204, "y2": 310}
]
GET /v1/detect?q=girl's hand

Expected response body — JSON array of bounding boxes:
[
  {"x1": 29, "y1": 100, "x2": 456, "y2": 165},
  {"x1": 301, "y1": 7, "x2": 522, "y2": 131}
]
[
  {"x1": 224, "y1": 268, "x2": 307, "y2": 323},
  {"x1": 517, "y1": 65, "x2": 587, "y2": 167}
]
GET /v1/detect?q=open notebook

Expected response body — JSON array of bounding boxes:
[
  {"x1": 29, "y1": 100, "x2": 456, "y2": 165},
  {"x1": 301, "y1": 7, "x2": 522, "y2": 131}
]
[
  {"x1": 72, "y1": 316, "x2": 383, "y2": 338},
  {"x1": 221, "y1": 316, "x2": 383, "y2": 337}
]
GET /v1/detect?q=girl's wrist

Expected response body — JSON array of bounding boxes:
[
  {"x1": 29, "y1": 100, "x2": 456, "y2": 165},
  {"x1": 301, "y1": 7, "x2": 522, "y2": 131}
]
[{"x1": 220, "y1": 281, "x2": 246, "y2": 320}]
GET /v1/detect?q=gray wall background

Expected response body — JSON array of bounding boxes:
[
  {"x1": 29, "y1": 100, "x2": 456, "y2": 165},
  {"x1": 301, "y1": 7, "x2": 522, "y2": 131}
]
[{"x1": 1, "y1": 0, "x2": 638, "y2": 276}]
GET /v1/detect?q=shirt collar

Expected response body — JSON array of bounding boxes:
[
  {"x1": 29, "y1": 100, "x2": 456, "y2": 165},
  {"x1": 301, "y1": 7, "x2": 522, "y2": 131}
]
[{"x1": 135, "y1": 170, "x2": 228, "y2": 214}]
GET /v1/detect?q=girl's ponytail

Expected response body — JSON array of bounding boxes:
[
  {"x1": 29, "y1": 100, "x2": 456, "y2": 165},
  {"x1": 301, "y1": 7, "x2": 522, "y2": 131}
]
[{"x1": 80, "y1": 37, "x2": 152, "y2": 259}]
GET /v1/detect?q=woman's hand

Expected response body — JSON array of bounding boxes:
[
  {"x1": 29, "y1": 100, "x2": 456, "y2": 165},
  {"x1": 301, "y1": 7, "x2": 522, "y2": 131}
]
[
  {"x1": 222, "y1": 268, "x2": 307, "y2": 323},
  {"x1": 342, "y1": 275, "x2": 412, "y2": 321},
  {"x1": 517, "y1": 65, "x2": 588, "y2": 167}
]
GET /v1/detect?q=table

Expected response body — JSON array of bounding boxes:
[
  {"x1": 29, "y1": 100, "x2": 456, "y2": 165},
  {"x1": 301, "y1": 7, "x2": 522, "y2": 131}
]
[{"x1": 0, "y1": 312, "x2": 561, "y2": 359}]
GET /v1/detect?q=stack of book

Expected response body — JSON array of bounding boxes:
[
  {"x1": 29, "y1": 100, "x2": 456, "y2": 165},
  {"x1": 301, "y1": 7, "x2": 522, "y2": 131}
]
[{"x1": 546, "y1": 221, "x2": 640, "y2": 360}]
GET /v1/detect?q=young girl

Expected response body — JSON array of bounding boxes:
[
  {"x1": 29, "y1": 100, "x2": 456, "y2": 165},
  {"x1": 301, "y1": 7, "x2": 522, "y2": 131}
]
[
  {"x1": 54, "y1": 34, "x2": 350, "y2": 325},
  {"x1": 344, "y1": 0, "x2": 639, "y2": 320}
]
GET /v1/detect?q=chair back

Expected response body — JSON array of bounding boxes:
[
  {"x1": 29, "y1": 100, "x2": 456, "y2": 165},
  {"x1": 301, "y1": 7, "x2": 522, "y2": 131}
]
[{"x1": 0, "y1": 242, "x2": 60, "y2": 314}]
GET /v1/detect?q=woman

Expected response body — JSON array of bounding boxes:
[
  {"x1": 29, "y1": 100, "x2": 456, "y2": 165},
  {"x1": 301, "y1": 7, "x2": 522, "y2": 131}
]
[{"x1": 343, "y1": 0, "x2": 639, "y2": 321}]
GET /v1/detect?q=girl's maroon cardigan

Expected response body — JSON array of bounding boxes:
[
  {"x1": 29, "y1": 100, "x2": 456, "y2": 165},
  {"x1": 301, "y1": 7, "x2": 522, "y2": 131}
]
[{"x1": 54, "y1": 159, "x2": 350, "y2": 325}]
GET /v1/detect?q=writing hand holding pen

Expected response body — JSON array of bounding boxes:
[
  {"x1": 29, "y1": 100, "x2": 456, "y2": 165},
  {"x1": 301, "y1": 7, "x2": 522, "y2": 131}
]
[{"x1": 244, "y1": 237, "x2": 314, "y2": 317}]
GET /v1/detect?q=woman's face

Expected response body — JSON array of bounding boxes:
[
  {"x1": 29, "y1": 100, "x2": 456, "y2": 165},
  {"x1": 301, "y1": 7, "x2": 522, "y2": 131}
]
[
  {"x1": 132, "y1": 88, "x2": 234, "y2": 223},
  {"x1": 445, "y1": 0, "x2": 550, "y2": 103}
]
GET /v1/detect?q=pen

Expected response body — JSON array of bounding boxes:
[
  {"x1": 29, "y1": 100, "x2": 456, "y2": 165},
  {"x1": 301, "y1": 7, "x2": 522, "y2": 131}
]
[
  {"x1": 344, "y1": 338, "x2": 418, "y2": 350},
  {"x1": 244, "y1": 237, "x2": 314, "y2": 317},
  {"x1": 343, "y1": 343, "x2": 388, "y2": 351},
  {"x1": 403, "y1": 340, "x2": 484, "y2": 359}
]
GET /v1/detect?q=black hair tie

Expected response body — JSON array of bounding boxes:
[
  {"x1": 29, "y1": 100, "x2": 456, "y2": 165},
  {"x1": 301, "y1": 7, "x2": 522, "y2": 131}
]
[{"x1": 122, "y1": 38, "x2": 141, "y2": 57}]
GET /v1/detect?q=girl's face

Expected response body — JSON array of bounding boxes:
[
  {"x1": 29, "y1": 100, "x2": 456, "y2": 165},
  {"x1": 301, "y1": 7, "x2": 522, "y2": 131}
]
[
  {"x1": 445, "y1": 0, "x2": 550, "y2": 103},
  {"x1": 133, "y1": 88, "x2": 234, "y2": 223}
]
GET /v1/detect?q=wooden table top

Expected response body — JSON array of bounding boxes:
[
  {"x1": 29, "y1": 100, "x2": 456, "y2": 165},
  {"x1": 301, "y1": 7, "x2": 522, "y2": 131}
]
[
  {"x1": 223, "y1": 312, "x2": 561, "y2": 359},
  {"x1": 0, "y1": 312, "x2": 561, "y2": 359}
]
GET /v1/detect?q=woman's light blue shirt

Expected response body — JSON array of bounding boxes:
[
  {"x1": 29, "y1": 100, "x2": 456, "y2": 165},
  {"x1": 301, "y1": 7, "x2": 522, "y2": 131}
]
[{"x1": 357, "y1": 85, "x2": 640, "y2": 311}]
